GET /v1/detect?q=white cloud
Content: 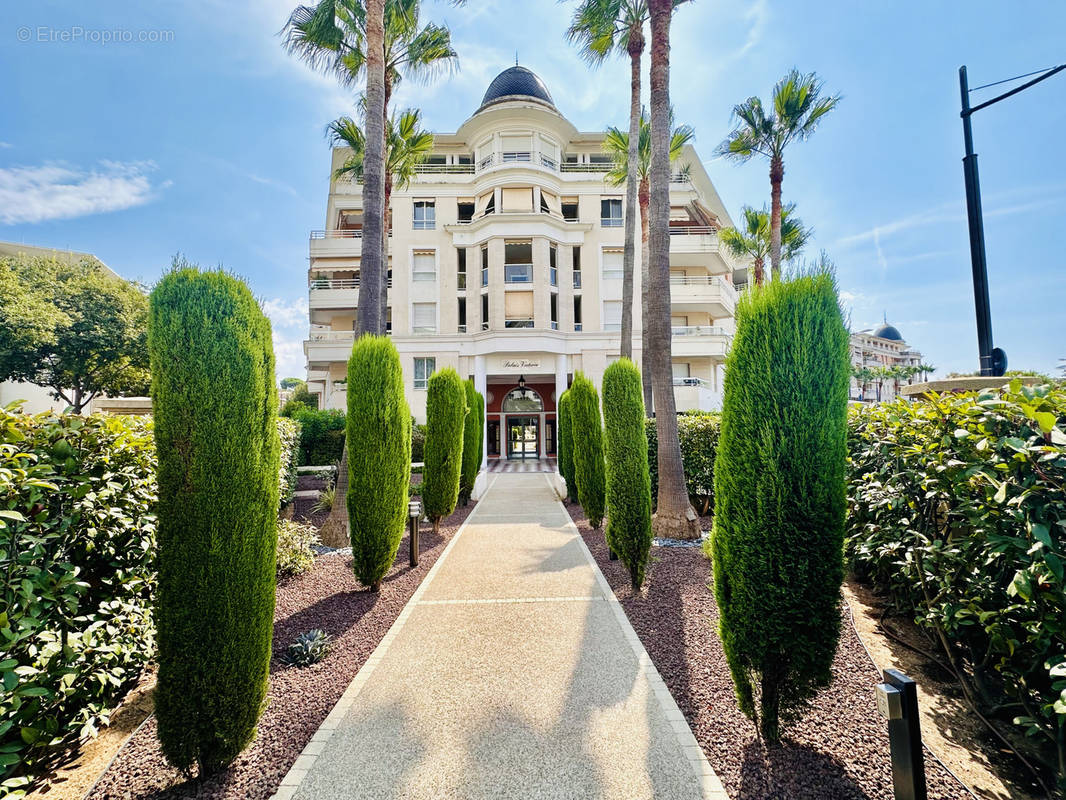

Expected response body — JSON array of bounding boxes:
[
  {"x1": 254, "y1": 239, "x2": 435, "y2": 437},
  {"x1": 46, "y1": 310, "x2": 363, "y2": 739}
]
[
  {"x1": 261, "y1": 296, "x2": 309, "y2": 382},
  {"x1": 273, "y1": 333, "x2": 307, "y2": 383},
  {"x1": 261, "y1": 296, "x2": 309, "y2": 328},
  {"x1": 0, "y1": 142, "x2": 12, "y2": 149},
  {"x1": 0, "y1": 160, "x2": 161, "y2": 225}
]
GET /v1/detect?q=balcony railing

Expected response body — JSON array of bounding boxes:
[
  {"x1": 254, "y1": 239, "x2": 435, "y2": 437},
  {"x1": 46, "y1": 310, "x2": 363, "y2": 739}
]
[
  {"x1": 504, "y1": 319, "x2": 535, "y2": 328},
  {"x1": 412, "y1": 163, "x2": 475, "y2": 174},
  {"x1": 672, "y1": 377, "x2": 713, "y2": 388},
  {"x1": 672, "y1": 325, "x2": 731, "y2": 337},
  {"x1": 309, "y1": 277, "x2": 391, "y2": 288},
  {"x1": 560, "y1": 162, "x2": 612, "y2": 173},
  {"x1": 668, "y1": 226, "x2": 717, "y2": 237},
  {"x1": 308, "y1": 330, "x2": 356, "y2": 342},
  {"x1": 669, "y1": 274, "x2": 731, "y2": 287},
  {"x1": 311, "y1": 229, "x2": 361, "y2": 239}
]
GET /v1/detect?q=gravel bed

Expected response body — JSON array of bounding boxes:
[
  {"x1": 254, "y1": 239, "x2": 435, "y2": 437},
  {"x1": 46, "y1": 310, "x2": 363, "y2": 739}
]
[
  {"x1": 86, "y1": 502, "x2": 475, "y2": 800},
  {"x1": 565, "y1": 500, "x2": 972, "y2": 800}
]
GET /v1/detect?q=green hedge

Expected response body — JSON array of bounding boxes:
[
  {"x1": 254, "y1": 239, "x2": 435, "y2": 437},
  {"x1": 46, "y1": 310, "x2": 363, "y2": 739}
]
[
  {"x1": 149, "y1": 268, "x2": 279, "y2": 773},
  {"x1": 602, "y1": 360, "x2": 652, "y2": 589},
  {"x1": 291, "y1": 408, "x2": 345, "y2": 466},
  {"x1": 422, "y1": 368, "x2": 467, "y2": 529},
  {"x1": 458, "y1": 380, "x2": 483, "y2": 505},
  {"x1": 0, "y1": 408, "x2": 156, "y2": 794},
  {"x1": 411, "y1": 423, "x2": 427, "y2": 463},
  {"x1": 569, "y1": 372, "x2": 605, "y2": 529},
  {"x1": 346, "y1": 336, "x2": 410, "y2": 590},
  {"x1": 558, "y1": 390, "x2": 577, "y2": 503},
  {"x1": 646, "y1": 414, "x2": 719, "y2": 515},
  {"x1": 847, "y1": 381, "x2": 1066, "y2": 781},
  {"x1": 277, "y1": 416, "x2": 301, "y2": 506},
  {"x1": 712, "y1": 272, "x2": 850, "y2": 743}
]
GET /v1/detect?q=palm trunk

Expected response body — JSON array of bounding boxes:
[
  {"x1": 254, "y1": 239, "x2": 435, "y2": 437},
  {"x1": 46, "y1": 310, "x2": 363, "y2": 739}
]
[
  {"x1": 752, "y1": 255, "x2": 764, "y2": 287},
  {"x1": 357, "y1": 0, "x2": 386, "y2": 335},
  {"x1": 380, "y1": 74, "x2": 393, "y2": 329},
  {"x1": 620, "y1": 33, "x2": 644, "y2": 362},
  {"x1": 639, "y1": 177, "x2": 652, "y2": 411},
  {"x1": 648, "y1": 0, "x2": 699, "y2": 540},
  {"x1": 768, "y1": 154, "x2": 784, "y2": 281}
]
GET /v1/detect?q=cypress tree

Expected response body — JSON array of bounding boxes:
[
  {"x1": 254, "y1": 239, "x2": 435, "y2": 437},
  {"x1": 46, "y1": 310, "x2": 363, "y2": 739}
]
[
  {"x1": 149, "y1": 266, "x2": 279, "y2": 774},
  {"x1": 602, "y1": 359, "x2": 652, "y2": 589},
  {"x1": 347, "y1": 335, "x2": 411, "y2": 590},
  {"x1": 458, "y1": 379, "x2": 483, "y2": 505},
  {"x1": 569, "y1": 371, "x2": 606, "y2": 529},
  {"x1": 557, "y1": 389, "x2": 577, "y2": 502},
  {"x1": 711, "y1": 270, "x2": 850, "y2": 743},
  {"x1": 422, "y1": 367, "x2": 467, "y2": 533}
]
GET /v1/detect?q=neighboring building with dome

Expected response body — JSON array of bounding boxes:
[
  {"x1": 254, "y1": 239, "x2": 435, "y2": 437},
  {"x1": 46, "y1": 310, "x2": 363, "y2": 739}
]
[
  {"x1": 304, "y1": 65, "x2": 741, "y2": 465},
  {"x1": 850, "y1": 318, "x2": 926, "y2": 403}
]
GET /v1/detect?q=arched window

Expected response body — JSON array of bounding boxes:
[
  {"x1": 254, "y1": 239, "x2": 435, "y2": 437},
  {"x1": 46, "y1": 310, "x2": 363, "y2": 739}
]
[{"x1": 501, "y1": 387, "x2": 543, "y2": 412}]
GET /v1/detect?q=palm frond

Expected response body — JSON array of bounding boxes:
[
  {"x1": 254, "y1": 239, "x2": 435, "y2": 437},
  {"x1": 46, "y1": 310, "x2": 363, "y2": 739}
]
[{"x1": 400, "y1": 22, "x2": 458, "y2": 82}]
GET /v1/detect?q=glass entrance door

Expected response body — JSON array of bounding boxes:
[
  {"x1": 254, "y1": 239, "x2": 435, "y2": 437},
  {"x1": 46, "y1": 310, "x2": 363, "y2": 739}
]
[{"x1": 506, "y1": 416, "x2": 539, "y2": 460}]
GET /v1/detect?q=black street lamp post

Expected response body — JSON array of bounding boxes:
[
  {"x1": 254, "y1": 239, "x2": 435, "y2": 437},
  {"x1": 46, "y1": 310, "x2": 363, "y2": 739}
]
[{"x1": 959, "y1": 63, "x2": 1064, "y2": 376}]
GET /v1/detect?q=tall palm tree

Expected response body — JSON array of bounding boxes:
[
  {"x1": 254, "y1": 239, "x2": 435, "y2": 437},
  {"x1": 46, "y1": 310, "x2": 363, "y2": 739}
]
[
  {"x1": 329, "y1": 107, "x2": 434, "y2": 322},
  {"x1": 719, "y1": 203, "x2": 811, "y2": 287},
  {"x1": 646, "y1": 0, "x2": 698, "y2": 539},
  {"x1": 284, "y1": 0, "x2": 457, "y2": 331},
  {"x1": 603, "y1": 111, "x2": 693, "y2": 408},
  {"x1": 716, "y1": 70, "x2": 840, "y2": 282}
]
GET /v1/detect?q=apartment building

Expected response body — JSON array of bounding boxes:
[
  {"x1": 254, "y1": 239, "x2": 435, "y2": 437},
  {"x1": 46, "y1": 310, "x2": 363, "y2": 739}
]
[
  {"x1": 850, "y1": 320, "x2": 926, "y2": 403},
  {"x1": 304, "y1": 65, "x2": 741, "y2": 463}
]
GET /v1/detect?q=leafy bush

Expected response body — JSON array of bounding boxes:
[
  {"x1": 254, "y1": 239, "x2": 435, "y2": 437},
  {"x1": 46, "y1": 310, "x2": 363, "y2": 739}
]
[
  {"x1": 422, "y1": 368, "x2": 467, "y2": 531},
  {"x1": 312, "y1": 483, "x2": 335, "y2": 514},
  {"x1": 411, "y1": 423, "x2": 427, "y2": 463},
  {"x1": 346, "y1": 336, "x2": 411, "y2": 591},
  {"x1": 458, "y1": 379, "x2": 483, "y2": 505},
  {"x1": 847, "y1": 380, "x2": 1066, "y2": 781},
  {"x1": 569, "y1": 372, "x2": 606, "y2": 529},
  {"x1": 712, "y1": 272, "x2": 850, "y2": 743},
  {"x1": 602, "y1": 360, "x2": 652, "y2": 589},
  {"x1": 558, "y1": 390, "x2": 577, "y2": 503},
  {"x1": 291, "y1": 408, "x2": 346, "y2": 465},
  {"x1": 277, "y1": 417, "x2": 301, "y2": 506},
  {"x1": 646, "y1": 414, "x2": 719, "y2": 514},
  {"x1": 277, "y1": 520, "x2": 319, "y2": 577},
  {"x1": 283, "y1": 629, "x2": 332, "y2": 667},
  {"x1": 149, "y1": 267, "x2": 279, "y2": 774},
  {"x1": 0, "y1": 407, "x2": 156, "y2": 794}
]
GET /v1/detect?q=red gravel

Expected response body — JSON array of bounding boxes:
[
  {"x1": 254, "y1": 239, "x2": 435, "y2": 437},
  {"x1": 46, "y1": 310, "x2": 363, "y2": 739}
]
[
  {"x1": 86, "y1": 502, "x2": 474, "y2": 800},
  {"x1": 565, "y1": 500, "x2": 973, "y2": 800}
]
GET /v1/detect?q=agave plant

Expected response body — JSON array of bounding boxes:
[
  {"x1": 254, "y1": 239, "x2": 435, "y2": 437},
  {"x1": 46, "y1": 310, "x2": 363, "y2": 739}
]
[{"x1": 284, "y1": 629, "x2": 333, "y2": 667}]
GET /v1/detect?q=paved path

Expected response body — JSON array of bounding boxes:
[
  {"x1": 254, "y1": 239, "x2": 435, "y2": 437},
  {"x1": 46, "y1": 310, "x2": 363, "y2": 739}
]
[{"x1": 275, "y1": 473, "x2": 727, "y2": 800}]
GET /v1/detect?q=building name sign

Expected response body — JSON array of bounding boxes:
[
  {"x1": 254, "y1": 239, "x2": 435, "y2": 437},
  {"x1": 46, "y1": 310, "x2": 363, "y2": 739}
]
[{"x1": 502, "y1": 359, "x2": 540, "y2": 369}]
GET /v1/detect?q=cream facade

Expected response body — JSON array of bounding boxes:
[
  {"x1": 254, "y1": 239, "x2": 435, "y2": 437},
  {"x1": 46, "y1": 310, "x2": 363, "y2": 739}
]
[
  {"x1": 304, "y1": 66, "x2": 741, "y2": 463},
  {"x1": 850, "y1": 321, "x2": 925, "y2": 403}
]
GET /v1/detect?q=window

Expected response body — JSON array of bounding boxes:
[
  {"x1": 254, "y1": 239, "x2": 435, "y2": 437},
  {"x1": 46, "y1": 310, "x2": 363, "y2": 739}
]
[
  {"x1": 414, "y1": 357, "x2": 435, "y2": 390},
  {"x1": 457, "y1": 297, "x2": 466, "y2": 333},
  {"x1": 602, "y1": 248, "x2": 623, "y2": 280},
  {"x1": 504, "y1": 291, "x2": 534, "y2": 328},
  {"x1": 484, "y1": 194, "x2": 495, "y2": 214},
  {"x1": 501, "y1": 134, "x2": 532, "y2": 161},
  {"x1": 481, "y1": 293, "x2": 489, "y2": 331},
  {"x1": 550, "y1": 293, "x2": 558, "y2": 330},
  {"x1": 504, "y1": 241, "x2": 533, "y2": 283},
  {"x1": 603, "y1": 300, "x2": 622, "y2": 332},
  {"x1": 573, "y1": 245, "x2": 582, "y2": 289},
  {"x1": 481, "y1": 245, "x2": 489, "y2": 287},
  {"x1": 561, "y1": 198, "x2": 579, "y2": 221},
  {"x1": 457, "y1": 248, "x2": 467, "y2": 289},
  {"x1": 502, "y1": 187, "x2": 533, "y2": 212},
  {"x1": 457, "y1": 201, "x2": 475, "y2": 222},
  {"x1": 502, "y1": 387, "x2": 543, "y2": 412},
  {"x1": 549, "y1": 244, "x2": 558, "y2": 286},
  {"x1": 412, "y1": 302, "x2": 436, "y2": 334},
  {"x1": 412, "y1": 251, "x2": 436, "y2": 282},
  {"x1": 457, "y1": 154, "x2": 473, "y2": 165},
  {"x1": 672, "y1": 362, "x2": 691, "y2": 379},
  {"x1": 505, "y1": 264, "x2": 532, "y2": 283},
  {"x1": 574, "y1": 296, "x2": 582, "y2": 331},
  {"x1": 601, "y1": 198, "x2": 623, "y2": 227},
  {"x1": 425, "y1": 155, "x2": 447, "y2": 166},
  {"x1": 413, "y1": 200, "x2": 435, "y2": 230}
]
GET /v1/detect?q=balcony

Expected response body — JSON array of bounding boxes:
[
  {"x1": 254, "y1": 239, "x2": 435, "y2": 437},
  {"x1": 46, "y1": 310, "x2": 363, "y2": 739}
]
[
  {"x1": 669, "y1": 226, "x2": 735, "y2": 272},
  {"x1": 309, "y1": 277, "x2": 359, "y2": 310},
  {"x1": 671, "y1": 326, "x2": 731, "y2": 358},
  {"x1": 304, "y1": 330, "x2": 356, "y2": 362},
  {"x1": 310, "y1": 229, "x2": 362, "y2": 258},
  {"x1": 672, "y1": 377, "x2": 722, "y2": 413},
  {"x1": 669, "y1": 275, "x2": 737, "y2": 317}
]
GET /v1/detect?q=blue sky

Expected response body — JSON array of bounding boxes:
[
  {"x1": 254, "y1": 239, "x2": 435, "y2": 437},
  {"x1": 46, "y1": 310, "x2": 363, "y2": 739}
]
[{"x1": 2, "y1": 1, "x2": 1064, "y2": 379}]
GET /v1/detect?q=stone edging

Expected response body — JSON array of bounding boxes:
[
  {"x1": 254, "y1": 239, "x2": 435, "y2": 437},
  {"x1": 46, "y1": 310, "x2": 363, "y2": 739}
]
[{"x1": 543, "y1": 473, "x2": 730, "y2": 800}]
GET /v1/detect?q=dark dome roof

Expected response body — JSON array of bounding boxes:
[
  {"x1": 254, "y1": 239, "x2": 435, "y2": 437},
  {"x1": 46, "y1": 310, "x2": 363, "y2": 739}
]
[
  {"x1": 873, "y1": 323, "x2": 903, "y2": 341},
  {"x1": 478, "y1": 66, "x2": 555, "y2": 111}
]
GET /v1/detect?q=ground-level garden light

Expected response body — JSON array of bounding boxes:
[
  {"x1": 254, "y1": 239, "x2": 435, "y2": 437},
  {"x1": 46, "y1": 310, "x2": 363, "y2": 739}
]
[
  {"x1": 409, "y1": 498, "x2": 421, "y2": 567},
  {"x1": 875, "y1": 669, "x2": 927, "y2": 800}
]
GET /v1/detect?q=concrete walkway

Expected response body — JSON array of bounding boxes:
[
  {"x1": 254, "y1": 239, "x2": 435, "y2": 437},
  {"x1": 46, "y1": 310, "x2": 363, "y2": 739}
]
[{"x1": 275, "y1": 473, "x2": 727, "y2": 800}]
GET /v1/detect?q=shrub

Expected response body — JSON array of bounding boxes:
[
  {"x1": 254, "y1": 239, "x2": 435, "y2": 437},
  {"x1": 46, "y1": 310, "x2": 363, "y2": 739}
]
[
  {"x1": 291, "y1": 408, "x2": 346, "y2": 465},
  {"x1": 346, "y1": 336, "x2": 411, "y2": 590},
  {"x1": 646, "y1": 414, "x2": 719, "y2": 514},
  {"x1": 277, "y1": 416, "x2": 301, "y2": 506},
  {"x1": 149, "y1": 267, "x2": 280, "y2": 774},
  {"x1": 312, "y1": 483, "x2": 335, "y2": 514},
  {"x1": 422, "y1": 368, "x2": 467, "y2": 532},
  {"x1": 602, "y1": 360, "x2": 652, "y2": 589},
  {"x1": 711, "y1": 272, "x2": 850, "y2": 743},
  {"x1": 569, "y1": 372, "x2": 606, "y2": 529},
  {"x1": 411, "y1": 423, "x2": 427, "y2": 463},
  {"x1": 283, "y1": 629, "x2": 332, "y2": 667},
  {"x1": 558, "y1": 390, "x2": 577, "y2": 503},
  {"x1": 847, "y1": 381, "x2": 1066, "y2": 781},
  {"x1": 276, "y1": 519, "x2": 319, "y2": 577},
  {"x1": 458, "y1": 379, "x2": 484, "y2": 505},
  {"x1": 0, "y1": 407, "x2": 156, "y2": 792}
]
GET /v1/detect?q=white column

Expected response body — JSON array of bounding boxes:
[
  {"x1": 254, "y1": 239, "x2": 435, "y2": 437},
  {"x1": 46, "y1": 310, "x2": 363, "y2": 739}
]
[
  {"x1": 555, "y1": 352, "x2": 568, "y2": 405},
  {"x1": 474, "y1": 355, "x2": 487, "y2": 469}
]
